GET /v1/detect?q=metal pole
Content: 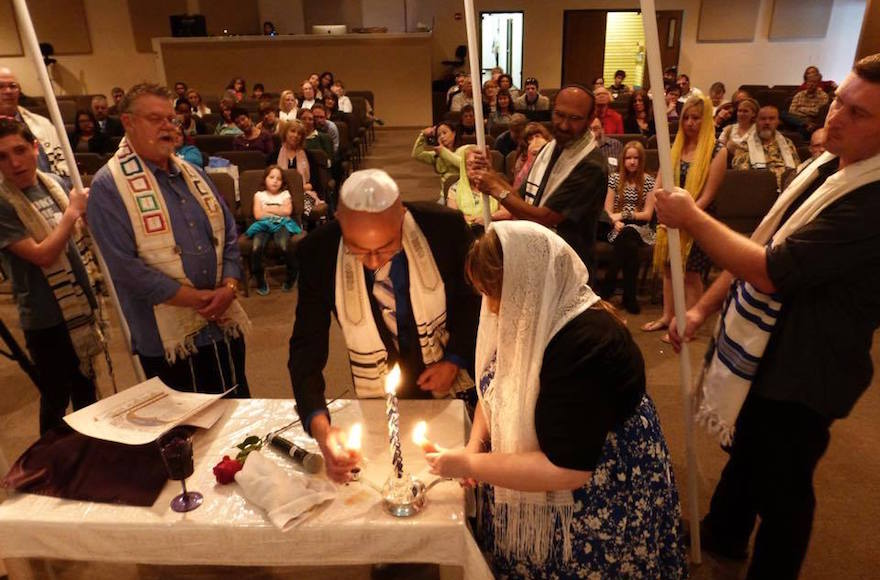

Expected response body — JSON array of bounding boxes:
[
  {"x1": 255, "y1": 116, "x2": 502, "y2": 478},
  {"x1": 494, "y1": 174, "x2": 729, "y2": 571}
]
[
  {"x1": 12, "y1": 0, "x2": 146, "y2": 383},
  {"x1": 640, "y1": 0, "x2": 702, "y2": 563},
  {"x1": 463, "y1": 0, "x2": 492, "y2": 226}
]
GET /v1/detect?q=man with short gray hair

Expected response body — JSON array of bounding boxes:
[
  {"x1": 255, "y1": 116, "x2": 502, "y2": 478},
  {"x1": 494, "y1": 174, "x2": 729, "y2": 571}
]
[{"x1": 90, "y1": 94, "x2": 123, "y2": 137}]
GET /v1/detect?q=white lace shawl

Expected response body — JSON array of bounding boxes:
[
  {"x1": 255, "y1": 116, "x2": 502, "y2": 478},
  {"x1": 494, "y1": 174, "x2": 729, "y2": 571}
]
[{"x1": 475, "y1": 221, "x2": 601, "y2": 563}]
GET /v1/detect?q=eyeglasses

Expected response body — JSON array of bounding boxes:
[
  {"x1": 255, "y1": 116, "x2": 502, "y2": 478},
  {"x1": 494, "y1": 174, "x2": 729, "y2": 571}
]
[
  {"x1": 0, "y1": 82, "x2": 20, "y2": 92},
  {"x1": 132, "y1": 113, "x2": 180, "y2": 127},
  {"x1": 343, "y1": 241, "x2": 402, "y2": 260}
]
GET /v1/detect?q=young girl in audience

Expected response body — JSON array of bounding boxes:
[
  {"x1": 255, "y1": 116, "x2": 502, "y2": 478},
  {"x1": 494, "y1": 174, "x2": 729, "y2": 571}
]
[
  {"x1": 331, "y1": 81, "x2": 353, "y2": 113},
  {"x1": 643, "y1": 95, "x2": 727, "y2": 340},
  {"x1": 623, "y1": 89, "x2": 656, "y2": 137},
  {"x1": 412, "y1": 121, "x2": 465, "y2": 202},
  {"x1": 512, "y1": 122, "x2": 552, "y2": 189},
  {"x1": 186, "y1": 89, "x2": 211, "y2": 117},
  {"x1": 275, "y1": 120, "x2": 325, "y2": 220},
  {"x1": 173, "y1": 125, "x2": 204, "y2": 167},
  {"x1": 600, "y1": 141, "x2": 656, "y2": 314},
  {"x1": 278, "y1": 90, "x2": 298, "y2": 122},
  {"x1": 214, "y1": 100, "x2": 243, "y2": 136},
  {"x1": 719, "y1": 97, "x2": 758, "y2": 148},
  {"x1": 227, "y1": 78, "x2": 246, "y2": 102},
  {"x1": 245, "y1": 165, "x2": 302, "y2": 295}
]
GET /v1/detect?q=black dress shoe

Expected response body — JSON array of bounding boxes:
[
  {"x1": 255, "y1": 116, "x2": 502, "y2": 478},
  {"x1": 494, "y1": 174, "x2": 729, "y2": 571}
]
[{"x1": 682, "y1": 519, "x2": 750, "y2": 561}]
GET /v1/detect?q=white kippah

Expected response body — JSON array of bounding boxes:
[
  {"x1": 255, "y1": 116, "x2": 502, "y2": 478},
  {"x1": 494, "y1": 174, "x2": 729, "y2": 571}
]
[{"x1": 339, "y1": 169, "x2": 400, "y2": 213}]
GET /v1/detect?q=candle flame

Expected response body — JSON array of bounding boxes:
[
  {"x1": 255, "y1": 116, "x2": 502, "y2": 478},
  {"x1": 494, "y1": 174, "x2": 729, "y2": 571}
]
[
  {"x1": 412, "y1": 421, "x2": 428, "y2": 446},
  {"x1": 347, "y1": 423, "x2": 363, "y2": 451},
  {"x1": 384, "y1": 364, "x2": 401, "y2": 395}
]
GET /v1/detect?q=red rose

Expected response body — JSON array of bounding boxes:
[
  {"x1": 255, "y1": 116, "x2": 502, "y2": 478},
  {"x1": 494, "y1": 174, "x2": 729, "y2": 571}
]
[{"x1": 213, "y1": 455, "x2": 243, "y2": 484}]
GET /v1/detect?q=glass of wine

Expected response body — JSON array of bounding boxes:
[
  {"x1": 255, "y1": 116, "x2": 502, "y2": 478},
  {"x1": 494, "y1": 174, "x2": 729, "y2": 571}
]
[{"x1": 158, "y1": 427, "x2": 203, "y2": 513}]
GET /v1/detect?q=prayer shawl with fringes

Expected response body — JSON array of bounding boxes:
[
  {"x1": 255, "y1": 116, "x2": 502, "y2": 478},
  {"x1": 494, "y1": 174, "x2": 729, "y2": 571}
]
[
  {"x1": 523, "y1": 132, "x2": 597, "y2": 211},
  {"x1": 335, "y1": 211, "x2": 457, "y2": 398},
  {"x1": 746, "y1": 131, "x2": 796, "y2": 170},
  {"x1": 696, "y1": 152, "x2": 880, "y2": 445},
  {"x1": 107, "y1": 138, "x2": 250, "y2": 362},
  {"x1": 0, "y1": 172, "x2": 103, "y2": 376}
]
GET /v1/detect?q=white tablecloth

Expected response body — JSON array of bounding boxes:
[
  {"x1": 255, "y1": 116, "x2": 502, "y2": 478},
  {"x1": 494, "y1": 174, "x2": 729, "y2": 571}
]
[{"x1": 0, "y1": 399, "x2": 492, "y2": 580}]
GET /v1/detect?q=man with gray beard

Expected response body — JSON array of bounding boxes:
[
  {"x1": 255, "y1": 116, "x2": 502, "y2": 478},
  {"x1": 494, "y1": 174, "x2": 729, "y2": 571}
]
[{"x1": 731, "y1": 105, "x2": 800, "y2": 189}]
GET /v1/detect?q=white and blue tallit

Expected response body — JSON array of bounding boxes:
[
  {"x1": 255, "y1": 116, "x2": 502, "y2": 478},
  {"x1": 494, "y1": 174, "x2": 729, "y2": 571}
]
[{"x1": 697, "y1": 151, "x2": 880, "y2": 445}]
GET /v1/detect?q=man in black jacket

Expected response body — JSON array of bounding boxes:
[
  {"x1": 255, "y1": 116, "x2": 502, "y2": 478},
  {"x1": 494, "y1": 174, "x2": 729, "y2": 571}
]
[{"x1": 288, "y1": 169, "x2": 480, "y2": 482}]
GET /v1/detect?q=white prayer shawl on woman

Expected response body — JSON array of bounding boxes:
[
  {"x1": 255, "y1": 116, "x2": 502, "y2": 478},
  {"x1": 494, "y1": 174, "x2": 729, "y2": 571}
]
[
  {"x1": 697, "y1": 151, "x2": 880, "y2": 445},
  {"x1": 475, "y1": 221, "x2": 600, "y2": 563},
  {"x1": 746, "y1": 130, "x2": 796, "y2": 170},
  {"x1": 522, "y1": 132, "x2": 597, "y2": 211},
  {"x1": 107, "y1": 137, "x2": 250, "y2": 362},
  {"x1": 334, "y1": 211, "x2": 449, "y2": 398},
  {"x1": 17, "y1": 106, "x2": 70, "y2": 178}
]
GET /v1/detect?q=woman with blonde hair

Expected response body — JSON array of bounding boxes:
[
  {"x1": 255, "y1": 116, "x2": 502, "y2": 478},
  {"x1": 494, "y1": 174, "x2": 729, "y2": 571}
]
[
  {"x1": 278, "y1": 90, "x2": 298, "y2": 122},
  {"x1": 643, "y1": 95, "x2": 727, "y2": 339},
  {"x1": 426, "y1": 221, "x2": 685, "y2": 578},
  {"x1": 274, "y1": 120, "x2": 325, "y2": 219},
  {"x1": 719, "y1": 96, "x2": 758, "y2": 147},
  {"x1": 601, "y1": 141, "x2": 656, "y2": 313}
]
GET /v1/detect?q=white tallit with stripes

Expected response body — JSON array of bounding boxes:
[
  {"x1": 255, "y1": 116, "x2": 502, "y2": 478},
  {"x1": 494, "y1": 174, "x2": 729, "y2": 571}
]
[
  {"x1": 523, "y1": 132, "x2": 596, "y2": 210},
  {"x1": 334, "y1": 211, "x2": 450, "y2": 398},
  {"x1": 746, "y1": 130, "x2": 796, "y2": 170},
  {"x1": 697, "y1": 151, "x2": 880, "y2": 445},
  {"x1": 107, "y1": 137, "x2": 250, "y2": 363}
]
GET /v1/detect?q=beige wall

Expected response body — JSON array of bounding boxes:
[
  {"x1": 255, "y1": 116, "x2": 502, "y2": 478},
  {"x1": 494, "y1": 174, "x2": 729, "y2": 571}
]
[
  {"x1": 157, "y1": 34, "x2": 433, "y2": 126},
  {"x1": 258, "y1": 0, "x2": 306, "y2": 35}
]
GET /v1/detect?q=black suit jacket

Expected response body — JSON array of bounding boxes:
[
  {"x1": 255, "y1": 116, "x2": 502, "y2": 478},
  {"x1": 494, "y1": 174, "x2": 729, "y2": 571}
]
[
  {"x1": 288, "y1": 203, "x2": 480, "y2": 432},
  {"x1": 98, "y1": 116, "x2": 124, "y2": 138}
]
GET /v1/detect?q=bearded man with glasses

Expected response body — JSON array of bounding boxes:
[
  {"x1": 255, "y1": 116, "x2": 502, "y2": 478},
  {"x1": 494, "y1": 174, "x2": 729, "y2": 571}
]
[
  {"x1": 289, "y1": 169, "x2": 480, "y2": 483},
  {"x1": 87, "y1": 83, "x2": 251, "y2": 397}
]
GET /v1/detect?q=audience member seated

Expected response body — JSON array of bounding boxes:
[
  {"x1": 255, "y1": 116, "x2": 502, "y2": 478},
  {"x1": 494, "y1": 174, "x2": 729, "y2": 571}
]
[
  {"x1": 623, "y1": 89, "x2": 655, "y2": 137},
  {"x1": 108, "y1": 86, "x2": 124, "y2": 115},
  {"x1": 594, "y1": 87, "x2": 624, "y2": 135},
  {"x1": 450, "y1": 79, "x2": 475, "y2": 112},
  {"x1": 798, "y1": 65, "x2": 837, "y2": 93},
  {"x1": 609, "y1": 69, "x2": 631, "y2": 100},
  {"x1": 796, "y1": 127, "x2": 827, "y2": 173},
  {"x1": 489, "y1": 89, "x2": 516, "y2": 129},
  {"x1": 331, "y1": 80, "x2": 353, "y2": 113},
  {"x1": 323, "y1": 92, "x2": 342, "y2": 122},
  {"x1": 514, "y1": 77, "x2": 550, "y2": 112},
  {"x1": 273, "y1": 120, "x2": 326, "y2": 222},
  {"x1": 719, "y1": 97, "x2": 758, "y2": 146},
  {"x1": 447, "y1": 146, "x2": 509, "y2": 226},
  {"x1": 784, "y1": 68, "x2": 830, "y2": 138},
  {"x1": 498, "y1": 73, "x2": 519, "y2": 99},
  {"x1": 68, "y1": 109, "x2": 112, "y2": 155},
  {"x1": 600, "y1": 141, "x2": 656, "y2": 314},
  {"x1": 708, "y1": 82, "x2": 726, "y2": 113},
  {"x1": 256, "y1": 101, "x2": 279, "y2": 135},
  {"x1": 494, "y1": 113, "x2": 527, "y2": 158},
  {"x1": 713, "y1": 102, "x2": 735, "y2": 136},
  {"x1": 297, "y1": 108, "x2": 334, "y2": 161},
  {"x1": 173, "y1": 124, "x2": 204, "y2": 167},
  {"x1": 483, "y1": 79, "x2": 499, "y2": 114},
  {"x1": 173, "y1": 81, "x2": 187, "y2": 101},
  {"x1": 412, "y1": 121, "x2": 464, "y2": 200},
  {"x1": 90, "y1": 95, "x2": 124, "y2": 137},
  {"x1": 676, "y1": 74, "x2": 702, "y2": 103},
  {"x1": 593, "y1": 76, "x2": 605, "y2": 89},
  {"x1": 591, "y1": 117, "x2": 623, "y2": 171},
  {"x1": 263, "y1": 21, "x2": 276, "y2": 35},
  {"x1": 232, "y1": 107, "x2": 274, "y2": 154},
  {"x1": 175, "y1": 99, "x2": 206, "y2": 136},
  {"x1": 512, "y1": 122, "x2": 552, "y2": 189},
  {"x1": 730, "y1": 105, "x2": 799, "y2": 189},
  {"x1": 215, "y1": 99, "x2": 243, "y2": 136},
  {"x1": 227, "y1": 77, "x2": 246, "y2": 102},
  {"x1": 662, "y1": 66, "x2": 677, "y2": 91},
  {"x1": 489, "y1": 66, "x2": 504, "y2": 82},
  {"x1": 245, "y1": 165, "x2": 302, "y2": 295},
  {"x1": 446, "y1": 71, "x2": 467, "y2": 109},
  {"x1": 457, "y1": 105, "x2": 478, "y2": 142},
  {"x1": 278, "y1": 90, "x2": 298, "y2": 122},
  {"x1": 665, "y1": 86, "x2": 681, "y2": 121},
  {"x1": 186, "y1": 89, "x2": 211, "y2": 117},
  {"x1": 311, "y1": 103, "x2": 339, "y2": 155},
  {"x1": 299, "y1": 81, "x2": 318, "y2": 111},
  {"x1": 251, "y1": 83, "x2": 265, "y2": 101},
  {"x1": 318, "y1": 72, "x2": 335, "y2": 98},
  {"x1": 307, "y1": 73, "x2": 322, "y2": 99}
]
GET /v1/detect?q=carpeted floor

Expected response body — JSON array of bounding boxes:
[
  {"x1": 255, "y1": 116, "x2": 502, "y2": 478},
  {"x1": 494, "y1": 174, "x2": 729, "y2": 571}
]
[{"x1": 0, "y1": 128, "x2": 878, "y2": 579}]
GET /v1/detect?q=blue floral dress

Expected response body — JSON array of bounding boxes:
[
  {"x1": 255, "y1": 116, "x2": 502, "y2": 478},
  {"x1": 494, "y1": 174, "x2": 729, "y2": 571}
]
[{"x1": 476, "y1": 352, "x2": 688, "y2": 579}]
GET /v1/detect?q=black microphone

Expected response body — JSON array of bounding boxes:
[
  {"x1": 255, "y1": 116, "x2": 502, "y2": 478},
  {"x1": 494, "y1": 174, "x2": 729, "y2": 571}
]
[{"x1": 269, "y1": 435, "x2": 325, "y2": 474}]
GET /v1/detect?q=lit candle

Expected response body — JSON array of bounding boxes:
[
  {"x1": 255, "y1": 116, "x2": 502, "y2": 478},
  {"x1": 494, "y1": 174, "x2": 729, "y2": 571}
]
[
  {"x1": 412, "y1": 420, "x2": 438, "y2": 453},
  {"x1": 384, "y1": 364, "x2": 404, "y2": 478},
  {"x1": 346, "y1": 423, "x2": 363, "y2": 452}
]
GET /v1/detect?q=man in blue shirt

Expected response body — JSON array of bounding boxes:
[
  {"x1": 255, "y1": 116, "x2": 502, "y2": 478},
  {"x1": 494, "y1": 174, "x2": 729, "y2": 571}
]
[{"x1": 87, "y1": 84, "x2": 249, "y2": 396}]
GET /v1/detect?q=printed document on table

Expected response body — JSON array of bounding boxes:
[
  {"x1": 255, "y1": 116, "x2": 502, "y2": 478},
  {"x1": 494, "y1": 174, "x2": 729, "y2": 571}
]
[{"x1": 64, "y1": 377, "x2": 231, "y2": 445}]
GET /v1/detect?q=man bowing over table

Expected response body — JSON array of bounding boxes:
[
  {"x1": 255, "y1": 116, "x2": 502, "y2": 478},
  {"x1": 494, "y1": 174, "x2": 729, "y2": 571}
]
[{"x1": 289, "y1": 169, "x2": 480, "y2": 482}]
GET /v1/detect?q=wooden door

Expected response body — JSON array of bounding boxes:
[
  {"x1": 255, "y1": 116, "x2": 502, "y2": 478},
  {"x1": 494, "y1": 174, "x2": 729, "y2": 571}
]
[
  {"x1": 644, "y1": 10, "x2": 683, "y2": 92},
  {"x1": 561, "y1": 11, "x2": 606, "y2": 88}
]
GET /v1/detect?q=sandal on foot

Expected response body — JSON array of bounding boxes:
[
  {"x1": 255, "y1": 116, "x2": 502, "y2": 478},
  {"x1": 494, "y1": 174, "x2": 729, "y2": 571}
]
[{"x1": 641, "y1": 319, "x2": 669, "y2": 332}]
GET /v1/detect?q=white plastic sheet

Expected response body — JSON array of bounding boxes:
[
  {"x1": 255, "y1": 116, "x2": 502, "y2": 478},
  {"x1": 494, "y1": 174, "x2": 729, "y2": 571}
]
[{"x1": 0, "y1": 399, "x2": 492, "y2": 580}]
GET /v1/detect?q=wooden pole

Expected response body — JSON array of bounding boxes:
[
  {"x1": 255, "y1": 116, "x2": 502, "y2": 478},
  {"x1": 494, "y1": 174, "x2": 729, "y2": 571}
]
[
  {"x1": 12, "y1": 0, "x2": 146, "y2": 383},
  {"x1": 463, "y1": 0, "x2": 492, "y2": 226},
  {"x1": 640, "y1": 0, "x2": 702, "y2": 563}
]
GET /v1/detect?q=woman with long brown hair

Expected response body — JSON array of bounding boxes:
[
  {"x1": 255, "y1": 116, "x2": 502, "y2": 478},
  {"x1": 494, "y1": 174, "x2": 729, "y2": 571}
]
[{"x1": 600, "y1": 141, "x2": 656, "y2": 313}]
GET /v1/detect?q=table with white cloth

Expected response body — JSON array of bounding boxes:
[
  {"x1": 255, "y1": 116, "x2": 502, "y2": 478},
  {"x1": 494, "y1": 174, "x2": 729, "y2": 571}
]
[{"x1": 0, "y1": 399, "x2": 492, "y2": 580}]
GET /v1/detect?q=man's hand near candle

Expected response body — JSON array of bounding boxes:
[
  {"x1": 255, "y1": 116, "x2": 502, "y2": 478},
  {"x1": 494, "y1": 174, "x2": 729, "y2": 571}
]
[
  {"x1": 417, "y1": 360, "x2": 459, "y2": 395},
  {"x1": 310, "y1": 414, "x2": 360, "y2": 483}
]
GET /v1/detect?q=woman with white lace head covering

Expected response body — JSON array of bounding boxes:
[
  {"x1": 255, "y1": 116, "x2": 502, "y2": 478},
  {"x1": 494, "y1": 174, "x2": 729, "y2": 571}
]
[{"x1": 426, "y1": 221, "x2": 686, "y2": 577}]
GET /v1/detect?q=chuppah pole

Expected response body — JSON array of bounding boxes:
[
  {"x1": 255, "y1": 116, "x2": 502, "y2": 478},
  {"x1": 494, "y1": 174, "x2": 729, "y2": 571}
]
[{"x1": 463, "y1": 0, "x2": 492, "y2": 226}]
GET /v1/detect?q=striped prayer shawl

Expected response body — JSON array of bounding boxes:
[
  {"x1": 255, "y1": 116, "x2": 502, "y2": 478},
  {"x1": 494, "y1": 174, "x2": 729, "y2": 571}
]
[{"x1": 697, "y1": 151, "x2": 880, "y2": 444}]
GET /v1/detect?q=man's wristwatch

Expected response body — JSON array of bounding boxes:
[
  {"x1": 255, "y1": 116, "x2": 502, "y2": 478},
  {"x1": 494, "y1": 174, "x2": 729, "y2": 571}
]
[{"x1": 497, "y1": 189, "x2": 510, "y2": 201}]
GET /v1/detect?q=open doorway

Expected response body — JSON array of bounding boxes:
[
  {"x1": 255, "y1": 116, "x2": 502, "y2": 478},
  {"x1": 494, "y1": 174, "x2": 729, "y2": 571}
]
[{"x1": 480, "y1": 12, "x2": 523, "y2": 88}]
